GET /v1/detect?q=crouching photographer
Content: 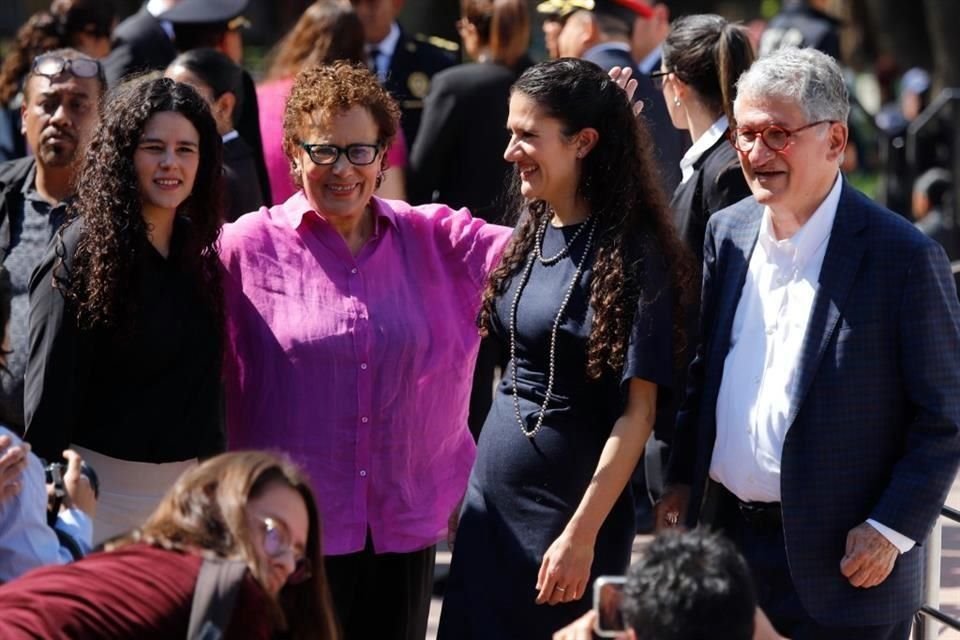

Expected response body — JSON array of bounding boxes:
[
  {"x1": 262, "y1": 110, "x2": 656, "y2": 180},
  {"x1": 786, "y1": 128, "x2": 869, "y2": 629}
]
[
  {"x1": 553, "y1": 529, "x2": 786, "y2": 640},
  {"x1": 0, "y1": 437, "x2": 97, "y2": 582}
]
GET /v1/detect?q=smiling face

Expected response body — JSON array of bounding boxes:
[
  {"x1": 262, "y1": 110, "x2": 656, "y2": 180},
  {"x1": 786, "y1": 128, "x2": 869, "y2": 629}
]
[
  {"x1": 133, "y1": 111, "x2": 200, "y2": 221},
  {"x1": 733, "y1": 92, "x2": 846, "y2": 219},
  {"x1": 245, "y1": 481, "x2": 309, "y2": 597},
  {"x1": 504, "y1": 91, "x2": 584, "y2": 209},
  {"x1": 21, "y1": 73, "x2": 101, "y2": 169},
  {"x1": 297, "y1": 105, "x2": 383, "y2": 222}
]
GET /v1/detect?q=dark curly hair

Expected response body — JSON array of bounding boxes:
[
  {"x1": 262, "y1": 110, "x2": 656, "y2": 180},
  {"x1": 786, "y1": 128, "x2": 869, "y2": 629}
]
[
  {"x1": 478, "y1": 58, "x2": 695, "y2": 378},
  {"x1": 61, "y1": 75, "x2": 223, "y2": 334}
]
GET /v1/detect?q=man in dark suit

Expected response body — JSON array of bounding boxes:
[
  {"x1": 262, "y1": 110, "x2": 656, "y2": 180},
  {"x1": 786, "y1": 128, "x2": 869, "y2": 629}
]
[
  {"x1": 351, "y1": 0, "x2": 456, "y2": 149},
  {"x1": 657, "y1": 47, "x2": 960, "y2": 639},
  {"x1": 102, "y1": 0, "x2": 181, "y2": 87}
]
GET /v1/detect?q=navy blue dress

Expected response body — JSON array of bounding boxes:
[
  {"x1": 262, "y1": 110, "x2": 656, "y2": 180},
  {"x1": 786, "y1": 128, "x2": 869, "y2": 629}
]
[{"x1": 438, "y1": 221, "x2": 674, "y2": 638}]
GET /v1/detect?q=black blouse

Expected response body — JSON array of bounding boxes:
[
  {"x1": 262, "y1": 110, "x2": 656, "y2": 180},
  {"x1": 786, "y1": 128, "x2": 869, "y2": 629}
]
[{"x1": 23, "y1": 217, "x2": 223, "y2": 463}]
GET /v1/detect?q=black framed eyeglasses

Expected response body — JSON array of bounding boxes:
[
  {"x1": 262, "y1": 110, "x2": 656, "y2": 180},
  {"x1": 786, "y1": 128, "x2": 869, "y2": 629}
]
[
  {"x1": 649, "y1": 69, "x2": 672, "y2": 91},
  {"x1": 728, "y1": 120, "x2": 836, "y2": 153},
  {"x1": 261, "y1": 517, "x2": 312, "y2": 586},
  {"x1": 299, "y1": 142, "x2": 382, "y2": 166},
  {"x1": 31, "y1": 54, "x2": 101, "y2": 81}
]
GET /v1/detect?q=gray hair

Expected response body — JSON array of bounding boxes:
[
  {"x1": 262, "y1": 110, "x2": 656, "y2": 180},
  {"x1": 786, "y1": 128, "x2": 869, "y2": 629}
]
[{"x1": 735, "y1": 47, "x2": 849, "y2": 124}]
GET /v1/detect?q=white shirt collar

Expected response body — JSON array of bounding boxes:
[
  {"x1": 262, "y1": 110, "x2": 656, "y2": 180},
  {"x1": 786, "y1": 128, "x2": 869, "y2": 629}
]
[
  {"x1": 638, "y1": 44, "x2": 662, "y2": 75},
  {"x1": 222, "y1": 130, "x2": 239, "y2": 143},
  {"x1": 368, "y1": 22, "x2": 401, "y2": 59},
  {"x1": 758, "y1": 171, "x2": 843, "y2": 263},
  {"x1": 679, "y1": 115, "x2": 728, "y2": 184}
]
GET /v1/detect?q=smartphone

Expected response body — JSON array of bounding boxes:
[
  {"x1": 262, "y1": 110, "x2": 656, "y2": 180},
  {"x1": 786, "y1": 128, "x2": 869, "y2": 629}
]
[{"x1": 593, "y1": 575, "x2": 627, "y2": 638}]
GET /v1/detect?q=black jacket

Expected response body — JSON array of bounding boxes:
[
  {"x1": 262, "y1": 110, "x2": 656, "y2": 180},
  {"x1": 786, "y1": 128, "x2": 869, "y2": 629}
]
[
  {"x1": 223, "y1": 136, "x2": 264, "y2": 223},
  {"x1": 408, "y1": 59, "x2": 530, "y2": 222},
  {"x1": 0, "y1": 157, "x2": 36, "y2": 261},
  {"x1": 384, "y1": 28, "x2": 457, "y2": 148}
]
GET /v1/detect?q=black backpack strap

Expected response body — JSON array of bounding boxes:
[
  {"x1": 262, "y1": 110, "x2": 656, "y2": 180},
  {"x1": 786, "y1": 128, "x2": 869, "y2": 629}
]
[{"x1": 187, "y1": 556, "x2": 250, "y2": 640}]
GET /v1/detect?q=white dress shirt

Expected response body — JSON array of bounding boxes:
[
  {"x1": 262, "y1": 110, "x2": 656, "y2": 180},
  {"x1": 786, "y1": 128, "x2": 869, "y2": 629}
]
[
  {"x1": 679, "y1": 115, "x2": 728, "y2": 184},
  {"x1": 366, "y1": 22, "x2": 400, "y2": 82},
  {"x1": 708, "y1": 173, "x2": 914, "y2": 553},
  {"x1": 0, "y1": 427, "x2": 92, "y2": 582}
]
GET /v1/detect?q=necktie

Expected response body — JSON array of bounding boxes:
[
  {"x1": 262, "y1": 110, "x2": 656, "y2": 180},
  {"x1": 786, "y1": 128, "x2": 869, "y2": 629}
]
[{"x1": 368, "y1": 48, "x2": 380, "y2": 76}]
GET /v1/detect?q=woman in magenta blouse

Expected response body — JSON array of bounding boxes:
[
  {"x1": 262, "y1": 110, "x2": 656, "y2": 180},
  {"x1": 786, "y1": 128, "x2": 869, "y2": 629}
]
[{"x1": 219, "y1": 62, "x2": 510, "y2": 640}]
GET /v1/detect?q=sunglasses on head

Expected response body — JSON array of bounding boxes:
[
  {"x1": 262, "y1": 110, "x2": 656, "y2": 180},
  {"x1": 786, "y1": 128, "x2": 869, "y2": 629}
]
[{"x1": 31, "y1": 54, "x2": 101, "y2": 81}]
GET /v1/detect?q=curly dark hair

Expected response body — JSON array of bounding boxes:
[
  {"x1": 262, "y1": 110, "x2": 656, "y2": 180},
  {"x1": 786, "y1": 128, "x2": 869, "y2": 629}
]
[
  {"x1": 62, "y1": 75, "x2": 223, "y2": 334},
  {"x1": 478, "y1": 58, "x2": 695, "y2": 378}
]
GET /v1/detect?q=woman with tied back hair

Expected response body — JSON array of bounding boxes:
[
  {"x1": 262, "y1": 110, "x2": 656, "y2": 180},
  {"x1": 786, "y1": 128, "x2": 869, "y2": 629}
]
[
  {"x1": 437, "y1": 58, "x2": 695, "y2": 639},
  {"x1": 656, "y1": 14, "x2": 754, "y2": 261},
  {"x1": 24, "y1": 75, "x2": 225, "y2": 545},
  {"x1": 258, "y1": 0, "x2": 407, "y2": 204},
  {"x1": 166, "y1": 48, "x2": 265, "y2": 221},
  {"x1": 641, "y1": 16, "x2": 754, "y2": 494},
  {"x1": 0, "y1": 451, "x2": 339, "y2": 640},
  {"x1": 0, "y1": 1, "x2": 115, "y2": 161},
  {"x1": 220, "y1": 61, "x2": 511, "y2": 639}
]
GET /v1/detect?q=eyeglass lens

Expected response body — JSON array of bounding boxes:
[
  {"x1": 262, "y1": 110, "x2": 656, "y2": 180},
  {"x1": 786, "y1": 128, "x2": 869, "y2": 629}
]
[
  {"x1": 306, "y1": 144, "x2": 379, "y2": 166},
  {"x1": 34, "y1": 56, "x2": 100, "y2": 79},
  {"x1": 733, "y1": 126, "x2": 790, "y2": 152},
  {"x1": 263, "y1": 519, "x2": 311, "y2": 584}
]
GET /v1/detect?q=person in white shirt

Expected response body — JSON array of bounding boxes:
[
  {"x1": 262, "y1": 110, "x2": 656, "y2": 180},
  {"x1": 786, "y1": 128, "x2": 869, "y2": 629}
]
[{"x1": 657, "y1": 47, "x2": 960, "y2": 640}]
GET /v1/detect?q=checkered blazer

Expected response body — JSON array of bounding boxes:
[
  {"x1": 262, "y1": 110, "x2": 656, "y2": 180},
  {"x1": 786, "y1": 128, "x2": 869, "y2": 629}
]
[{"x1": 668, "y1": 181, "x2": 960, "y2": 626}]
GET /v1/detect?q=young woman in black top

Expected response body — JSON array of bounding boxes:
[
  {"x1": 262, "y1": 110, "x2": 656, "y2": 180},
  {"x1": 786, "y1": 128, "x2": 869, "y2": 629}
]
[{"x1": 25, "y1": 75, "x2": 224, "y2": 544}]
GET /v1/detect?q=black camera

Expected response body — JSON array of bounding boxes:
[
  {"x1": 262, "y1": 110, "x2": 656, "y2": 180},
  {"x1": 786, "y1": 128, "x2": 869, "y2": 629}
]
[{"x1": 44, "y1": 459, "x2": 100, "y2": 499}]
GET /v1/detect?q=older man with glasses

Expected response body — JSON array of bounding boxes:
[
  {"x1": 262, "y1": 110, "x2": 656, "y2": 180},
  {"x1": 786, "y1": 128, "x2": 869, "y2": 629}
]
[
  {"x1": 657, "y1": 46, "x2": 960, "y2": 639},
  {"x1": 0, "y1": 49, "x2": 105, "y2": 434}
]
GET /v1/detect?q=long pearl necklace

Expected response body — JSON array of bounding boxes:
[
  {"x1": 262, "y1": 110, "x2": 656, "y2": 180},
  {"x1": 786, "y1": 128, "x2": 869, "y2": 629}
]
[{"x1": 510, "y1": 214, "x2": 597, "y2": 439}]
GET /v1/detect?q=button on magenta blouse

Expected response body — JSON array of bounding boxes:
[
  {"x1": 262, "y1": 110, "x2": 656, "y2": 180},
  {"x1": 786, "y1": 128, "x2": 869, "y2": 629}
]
[{"x1": 220, "y1": 193, "x2": 511, "y2": 555}]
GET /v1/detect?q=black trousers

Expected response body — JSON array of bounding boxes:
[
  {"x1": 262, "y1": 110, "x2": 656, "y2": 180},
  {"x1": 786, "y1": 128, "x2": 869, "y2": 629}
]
[
  {"x1": 715, "y1": 485, "x2": 913, "y2": 640},
  {"x1": 324, "y1": 532, "x2": 436, "y2": 640}
]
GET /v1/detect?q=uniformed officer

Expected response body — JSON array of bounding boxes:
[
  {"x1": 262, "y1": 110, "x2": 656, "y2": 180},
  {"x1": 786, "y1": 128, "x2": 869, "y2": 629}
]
[
  {"x1": 536, "y1": 0, "x2": 573, "y2": 59},
  {"x1": 759, "y1": 0, "x2": 842, "y2": 60},
  {"x1": 351, "y1": 0, "x2": 457, "y2": 148}
]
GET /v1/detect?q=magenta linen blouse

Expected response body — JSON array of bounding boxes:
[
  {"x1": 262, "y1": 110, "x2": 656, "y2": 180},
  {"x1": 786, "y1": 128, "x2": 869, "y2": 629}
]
[{"x1": 220, "y1": 193, "x2": 511, "y2": 555}]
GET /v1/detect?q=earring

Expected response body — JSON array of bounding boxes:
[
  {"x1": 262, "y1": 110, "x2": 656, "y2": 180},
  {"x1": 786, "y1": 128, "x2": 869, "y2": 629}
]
[{"x1": 673, "y1": 96, "x2": 681, "y2": 107}]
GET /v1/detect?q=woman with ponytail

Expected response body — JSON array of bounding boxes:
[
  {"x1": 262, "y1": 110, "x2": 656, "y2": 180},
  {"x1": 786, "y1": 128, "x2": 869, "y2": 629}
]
[
  {"x1": 643, "y1": 14, "x2": 754, "y2": 510},
  {"x1": 654, "y1": 14, "x2": 755, "y2": 260}
]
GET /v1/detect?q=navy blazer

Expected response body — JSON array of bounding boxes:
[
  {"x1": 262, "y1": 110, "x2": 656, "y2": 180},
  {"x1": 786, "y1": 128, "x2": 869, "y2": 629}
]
[{"x1": 668, "y1": 181, "x2": 960, "y2": 625}]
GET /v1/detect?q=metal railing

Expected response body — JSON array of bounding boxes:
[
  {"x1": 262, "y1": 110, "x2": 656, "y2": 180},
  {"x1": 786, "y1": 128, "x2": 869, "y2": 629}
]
[{"x1": 914, "y1": 505, "x2": 960, "y2": 639}]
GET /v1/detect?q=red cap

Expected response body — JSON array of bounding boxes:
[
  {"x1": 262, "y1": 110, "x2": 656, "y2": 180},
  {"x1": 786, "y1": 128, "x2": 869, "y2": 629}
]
[{"x1": 609, "y1": 0, "x2": 653, "y2": 18}]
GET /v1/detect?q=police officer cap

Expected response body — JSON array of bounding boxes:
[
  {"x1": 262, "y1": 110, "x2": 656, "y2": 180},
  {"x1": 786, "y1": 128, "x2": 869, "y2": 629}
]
[
  {"x1": 536, "y1": 0, "x2": 652, "y2": 19},
  {"x1": 159, "y1": 0, "x2": 249, "y2": 24}
]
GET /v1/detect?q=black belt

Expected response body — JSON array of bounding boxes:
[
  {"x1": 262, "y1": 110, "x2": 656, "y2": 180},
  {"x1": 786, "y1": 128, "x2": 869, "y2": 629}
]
[
  {"x1": 717, "y1": 483, "x2": 782, "y2": 530},
  {"x1": 736, "y1": 499, "x2": 783, "y2": 529}
]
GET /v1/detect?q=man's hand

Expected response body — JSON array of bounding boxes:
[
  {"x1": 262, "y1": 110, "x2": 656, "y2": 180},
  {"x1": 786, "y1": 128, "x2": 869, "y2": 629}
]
[
  {"x1": 840, "y1": 522, "x2": 898, "y2": 588},
  {"x1": 61, "y1": 449, "x2": 96, "y2": 518},
  {"x1": 0, "y1": 434, "x2": 28, "y2": 504},
  {"x1": 654, "y1": 484, "x2": 690, "y2": 532}
]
